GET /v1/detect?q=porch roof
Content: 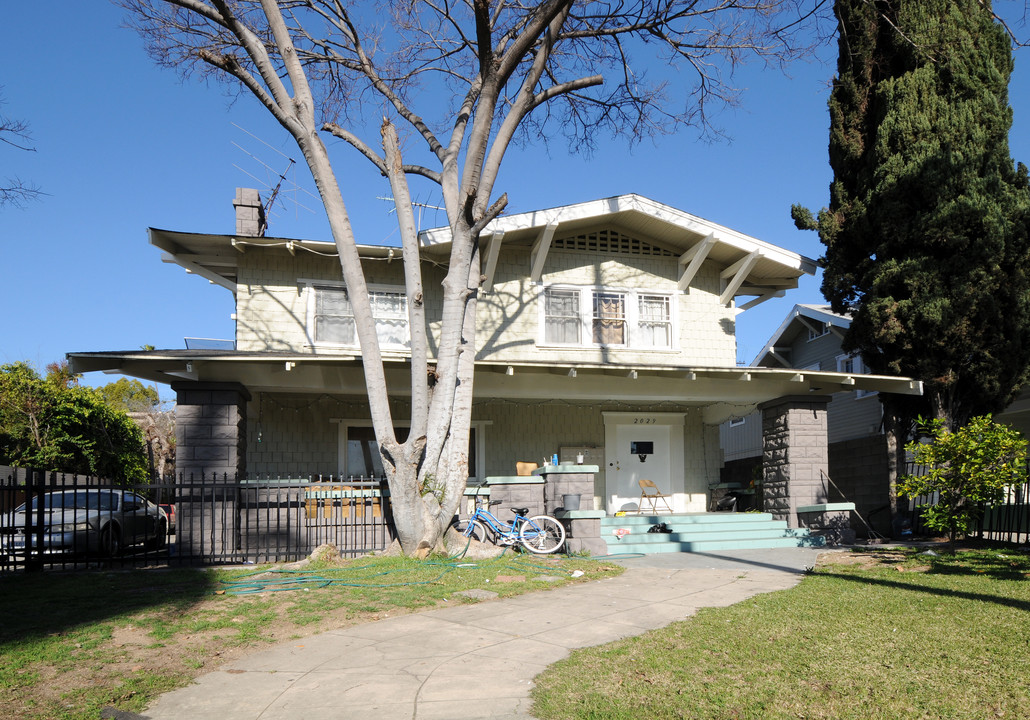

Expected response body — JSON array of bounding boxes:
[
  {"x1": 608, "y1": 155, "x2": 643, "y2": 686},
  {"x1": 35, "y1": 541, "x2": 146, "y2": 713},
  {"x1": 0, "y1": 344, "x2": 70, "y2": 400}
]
[{"x1": 68, "y1": 350, "x2": 921, "y2": 424}]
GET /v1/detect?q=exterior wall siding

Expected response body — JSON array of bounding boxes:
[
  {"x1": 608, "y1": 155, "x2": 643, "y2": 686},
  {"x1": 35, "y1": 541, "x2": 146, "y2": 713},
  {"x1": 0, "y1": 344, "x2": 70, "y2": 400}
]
[
  {"x1": 719, "y1": 412, "x2": 762, "y2": 462},
  {"x1": 234, "y1": 242, "x2": 736, "y2": 367},
  {"x1": 245, "y1": 392, "x2": 722, "y2": 511}
]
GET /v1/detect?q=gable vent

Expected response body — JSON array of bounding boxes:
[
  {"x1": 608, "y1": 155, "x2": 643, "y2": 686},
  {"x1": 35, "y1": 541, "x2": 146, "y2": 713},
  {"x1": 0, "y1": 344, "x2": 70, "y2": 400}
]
[{"x1": 552, "y1": 229, "x2": 674, "y2": 257}]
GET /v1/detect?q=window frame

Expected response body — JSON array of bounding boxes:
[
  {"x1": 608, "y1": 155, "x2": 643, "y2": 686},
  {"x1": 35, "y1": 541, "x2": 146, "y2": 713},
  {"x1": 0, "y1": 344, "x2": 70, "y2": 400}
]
[
  {"x1": 302, "y1": 279, "x2": 410, "y2": 350},
  {"x1": 806, "y1": 321, "x2": 830, "y2": 341},
  {"x1": 540, "y1": 285, "x2": 676, "y2": 351},
  {"x1": 836, "y1": 353, "x2": 876, "y2": 399},
  {"x1": 336, "y1": 419, "x2": 490, "y2": 483}
]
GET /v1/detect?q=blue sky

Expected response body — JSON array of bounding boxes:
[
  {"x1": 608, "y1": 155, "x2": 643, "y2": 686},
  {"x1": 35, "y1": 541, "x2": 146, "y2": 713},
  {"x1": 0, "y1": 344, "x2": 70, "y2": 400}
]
[{"x1": 3, "y1": 3, "x2": 1030, "y2": 396}]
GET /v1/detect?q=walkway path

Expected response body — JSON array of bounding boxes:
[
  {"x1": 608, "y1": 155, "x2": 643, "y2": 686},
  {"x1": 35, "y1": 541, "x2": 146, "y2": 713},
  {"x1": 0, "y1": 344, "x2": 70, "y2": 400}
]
[{"x1": 142, "y1": 547, "x2": 826, "y2": 719}]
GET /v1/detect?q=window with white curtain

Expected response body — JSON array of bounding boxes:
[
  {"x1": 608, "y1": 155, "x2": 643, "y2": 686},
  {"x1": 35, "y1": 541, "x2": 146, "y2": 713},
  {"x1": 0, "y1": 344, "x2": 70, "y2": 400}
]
[
  {"x1": 542, "y1": 286, "x2": 673, "y2": 349},
  {"x1": 544, "y1": 288, "x2": 581, "y2": 344},
  {"x1": 637, "y1": 294, "x2": 672, "y2": 349},
  {"x1": 308, "y1": 283, "x2": 409, "y2": 349}
]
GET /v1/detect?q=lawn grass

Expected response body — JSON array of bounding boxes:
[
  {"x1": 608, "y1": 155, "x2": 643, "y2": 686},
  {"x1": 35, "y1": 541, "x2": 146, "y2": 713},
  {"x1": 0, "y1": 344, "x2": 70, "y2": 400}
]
[
  {"x1": 531, "y1": 546, "x2": 1030, "y2": 720},
  {"x1": 0, "y1": 551, "x2": 621, "y2": 720}
]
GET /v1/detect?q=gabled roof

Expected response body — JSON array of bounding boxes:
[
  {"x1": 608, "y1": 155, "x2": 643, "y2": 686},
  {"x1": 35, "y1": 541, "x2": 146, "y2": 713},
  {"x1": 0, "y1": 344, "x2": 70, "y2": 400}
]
[
  {"x1": 151, "y1": 194, "x2": 817, "y2": 311},
  {"x1": 422, "y1": 194, "x2": 817, "y2": 309},
  {"x1": 753, "y1": 304, "x2": 851, "y2": 366}
]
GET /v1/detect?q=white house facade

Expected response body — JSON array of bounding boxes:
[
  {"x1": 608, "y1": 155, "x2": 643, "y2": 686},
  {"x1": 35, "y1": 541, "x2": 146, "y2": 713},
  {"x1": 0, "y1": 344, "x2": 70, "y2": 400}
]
[{"x1": 71, "y1": 192, "x2": 922, "y2": 526}]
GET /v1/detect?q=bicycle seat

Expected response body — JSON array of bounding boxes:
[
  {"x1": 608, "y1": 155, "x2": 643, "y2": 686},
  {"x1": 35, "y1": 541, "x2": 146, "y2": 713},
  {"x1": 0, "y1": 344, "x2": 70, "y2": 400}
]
[{"x1": 510, "y1": 507, "x2": 529, "y2": 516}]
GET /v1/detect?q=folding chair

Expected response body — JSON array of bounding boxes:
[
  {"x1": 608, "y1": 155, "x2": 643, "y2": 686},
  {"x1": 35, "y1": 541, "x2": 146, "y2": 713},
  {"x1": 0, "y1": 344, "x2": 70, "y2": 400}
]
[{"x1": 638, "y1": 478, "x2": 673, "y2": 514}]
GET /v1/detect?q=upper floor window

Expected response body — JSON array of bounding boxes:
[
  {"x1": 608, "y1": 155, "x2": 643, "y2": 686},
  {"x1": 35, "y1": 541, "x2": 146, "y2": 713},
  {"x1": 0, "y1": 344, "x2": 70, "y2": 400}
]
[
  {"x1": 308, "y1": 283, "x2": 409, "y2": 349},
  {"x1": 593, "y1": 292, "x2": 626, "y2": 345},
  {"x1": 836, "y1": 353, "x2": 875, "y2": 398},
  {"x1": 544, "y1": 289, "x2": 581, "y2": 344},
  {"x1": 807, "y1": 322, "x2": 829, "y2": 341},
  {"x1": 542, "y1": 286, "x2": 673, "y2": 350},
  {"x1": 638, "y1": 295, "x2": 672, "y2": 349}
]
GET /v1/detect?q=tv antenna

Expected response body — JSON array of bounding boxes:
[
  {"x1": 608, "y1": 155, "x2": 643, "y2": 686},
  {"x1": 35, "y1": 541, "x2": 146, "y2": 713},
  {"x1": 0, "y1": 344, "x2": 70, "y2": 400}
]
[
  {"x1": 376, "y1": 195, "x2": 446, "y2": 232},
  {"x1": 231, "y1": 123, "x2": 319, "y2": 225}
]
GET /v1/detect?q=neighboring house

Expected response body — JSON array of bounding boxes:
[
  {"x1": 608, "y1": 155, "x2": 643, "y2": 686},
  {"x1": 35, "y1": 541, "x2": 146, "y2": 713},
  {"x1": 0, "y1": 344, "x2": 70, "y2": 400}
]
[
  {"x1": 721, "y1": 304, "x2": 893, "y2": 535},
  {"x1": 71, "y1": 191, "x2": 920, "y2": 523}
]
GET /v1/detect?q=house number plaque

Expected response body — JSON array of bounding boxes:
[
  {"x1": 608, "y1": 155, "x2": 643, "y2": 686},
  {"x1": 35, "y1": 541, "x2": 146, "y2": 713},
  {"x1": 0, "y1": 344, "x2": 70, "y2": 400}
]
[{"x1": 632, "y1": 417, "x2": 656, "y2": 424}]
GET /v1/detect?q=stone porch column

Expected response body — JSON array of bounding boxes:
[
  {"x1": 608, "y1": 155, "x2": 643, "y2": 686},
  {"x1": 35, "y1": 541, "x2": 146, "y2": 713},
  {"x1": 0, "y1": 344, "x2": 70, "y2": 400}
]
[
  {"x1": 759, "y1": 395, "x2": 831, "y2": 528},
  {"x1": 172, "y1": 381, "x2": 251, "y2": 480},
  {"x1": 171, "y1": 382, "x2": 251, "y2": 561}
]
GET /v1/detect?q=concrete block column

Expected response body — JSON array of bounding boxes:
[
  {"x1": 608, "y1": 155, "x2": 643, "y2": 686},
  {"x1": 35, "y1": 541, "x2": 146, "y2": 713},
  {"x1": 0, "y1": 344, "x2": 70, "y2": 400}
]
[
  {"x1": 759, "y1": 395, "x2": 831, "y2": 528},
  {"x1": 172, "y1": 382, "x2": 251, "y2": 480},
  {"x1": 172, "y1": 382, "x2": 252, "y2": 561}
]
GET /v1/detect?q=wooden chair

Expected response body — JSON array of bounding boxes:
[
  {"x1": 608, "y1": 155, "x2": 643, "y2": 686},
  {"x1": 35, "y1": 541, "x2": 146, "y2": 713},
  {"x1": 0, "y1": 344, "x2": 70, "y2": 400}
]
[{"x1": 638, "y1": 478, "x2": 673, "y2": 514}]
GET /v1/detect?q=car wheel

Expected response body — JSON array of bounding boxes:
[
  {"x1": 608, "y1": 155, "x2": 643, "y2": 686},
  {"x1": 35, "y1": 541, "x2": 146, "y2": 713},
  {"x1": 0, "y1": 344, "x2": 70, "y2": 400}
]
[{"x1": 100, "y1": 525, "x2": 121, "y2": 557}]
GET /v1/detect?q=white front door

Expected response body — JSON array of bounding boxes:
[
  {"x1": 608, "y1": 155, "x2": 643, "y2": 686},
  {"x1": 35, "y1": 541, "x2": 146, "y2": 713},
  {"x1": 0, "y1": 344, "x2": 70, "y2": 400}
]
[{"x1": 603, "y1": 412, "x2": 684, "y2": 513}]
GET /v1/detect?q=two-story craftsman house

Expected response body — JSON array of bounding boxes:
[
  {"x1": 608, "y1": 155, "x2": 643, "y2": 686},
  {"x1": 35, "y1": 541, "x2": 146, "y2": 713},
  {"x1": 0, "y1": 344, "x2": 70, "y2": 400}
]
[{"x1": 71, "y1": 190, "x2": 921, "y2": 530}]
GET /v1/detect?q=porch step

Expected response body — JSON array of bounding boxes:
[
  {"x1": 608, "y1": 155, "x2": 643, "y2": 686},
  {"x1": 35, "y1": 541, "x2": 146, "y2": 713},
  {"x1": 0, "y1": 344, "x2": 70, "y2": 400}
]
[{"x1": 600, "y1": 512, "x2": 824, "y2": 555}]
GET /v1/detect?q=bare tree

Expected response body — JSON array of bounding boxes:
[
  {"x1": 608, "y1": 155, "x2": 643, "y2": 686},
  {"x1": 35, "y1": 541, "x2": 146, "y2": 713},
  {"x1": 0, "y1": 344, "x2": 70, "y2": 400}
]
[
  {"x1": 1, "y1": 96, "x2": 42, "y2": 208},
  {"x1": 122, "y1": 0, "x2": 824, "y2": 556}
]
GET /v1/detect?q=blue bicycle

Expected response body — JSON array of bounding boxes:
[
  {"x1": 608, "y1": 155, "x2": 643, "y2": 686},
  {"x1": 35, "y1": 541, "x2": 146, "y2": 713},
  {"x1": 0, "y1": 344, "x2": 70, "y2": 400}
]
[{"x1": 452, "y1": 500, "x2": 566, "y2": 554}]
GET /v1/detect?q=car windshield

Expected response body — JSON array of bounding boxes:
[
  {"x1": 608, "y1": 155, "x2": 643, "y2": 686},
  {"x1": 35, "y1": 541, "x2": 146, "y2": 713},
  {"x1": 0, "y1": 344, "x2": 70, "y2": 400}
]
[{"x1": 28, "y1": 491, "x2": 116, "y2": 512}]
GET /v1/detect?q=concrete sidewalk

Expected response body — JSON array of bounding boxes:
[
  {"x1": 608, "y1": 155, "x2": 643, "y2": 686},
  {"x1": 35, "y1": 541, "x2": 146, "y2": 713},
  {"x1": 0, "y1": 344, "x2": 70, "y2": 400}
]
[{"x1": 141, "y1": 548, "x2": 826, "y2": 720}]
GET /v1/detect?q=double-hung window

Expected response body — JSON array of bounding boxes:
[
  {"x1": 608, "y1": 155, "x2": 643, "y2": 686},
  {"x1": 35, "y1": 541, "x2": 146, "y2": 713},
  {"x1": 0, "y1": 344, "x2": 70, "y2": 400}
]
[
  {"x1": 637, "y1": 294, "x2": 672, "y2": 349},
  {"x1": 544, "y1": 289, "x2": 582, "y2": 344},
  {"x1": 308, "y1": 283, "x2": 409, "y2": 349},
  {"x1": 543, "y1": 287, "x2": 673, "y2": 350},
  {"x1": 592, "y1": 292, "x2": 626, "y2": 345}
]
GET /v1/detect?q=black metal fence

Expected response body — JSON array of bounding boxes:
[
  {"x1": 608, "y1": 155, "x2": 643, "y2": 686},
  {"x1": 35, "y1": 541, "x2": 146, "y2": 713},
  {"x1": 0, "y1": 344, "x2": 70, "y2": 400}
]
[
  {"x1": 0, "y1": 466, "x2": 395, "y2": 572},
  {"x1": 902, "y1": 462, "x2": 1030, "y2": 543}
]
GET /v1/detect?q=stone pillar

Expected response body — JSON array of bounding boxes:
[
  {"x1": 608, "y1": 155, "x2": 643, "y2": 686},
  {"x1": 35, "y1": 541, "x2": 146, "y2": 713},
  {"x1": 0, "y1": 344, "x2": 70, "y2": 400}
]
[
  {"x1": 172, "y1": 382, "x2": 251, "y2": 561},
  {"x1": 759, "y1": 395, "x2": 831, "y2": 528},
  {"x1": 172, "y1": 382, "x2": 251, "y2": 479}
]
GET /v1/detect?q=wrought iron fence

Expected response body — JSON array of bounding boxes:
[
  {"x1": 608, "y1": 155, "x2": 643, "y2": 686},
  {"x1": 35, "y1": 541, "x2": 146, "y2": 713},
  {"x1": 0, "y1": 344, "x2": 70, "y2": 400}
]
[
  {"x1": 0, "y1": 466, "x2": 395, "y2": 572},
  {"x1": 901, "y1": 462, "x2": 1030, "y2": 543}
]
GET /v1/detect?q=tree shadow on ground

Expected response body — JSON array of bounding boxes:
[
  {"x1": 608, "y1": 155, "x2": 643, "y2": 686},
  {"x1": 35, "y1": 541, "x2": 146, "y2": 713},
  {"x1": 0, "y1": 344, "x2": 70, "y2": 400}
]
[{"x1": 0, "y1": 567, "x2": 217, "y2": 647}]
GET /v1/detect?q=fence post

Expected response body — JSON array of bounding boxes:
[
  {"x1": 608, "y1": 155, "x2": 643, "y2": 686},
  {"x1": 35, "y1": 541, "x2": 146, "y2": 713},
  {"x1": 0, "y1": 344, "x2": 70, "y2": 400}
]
[{"x1": 25, "y1": 469, "x2": 44, "y2": 572}]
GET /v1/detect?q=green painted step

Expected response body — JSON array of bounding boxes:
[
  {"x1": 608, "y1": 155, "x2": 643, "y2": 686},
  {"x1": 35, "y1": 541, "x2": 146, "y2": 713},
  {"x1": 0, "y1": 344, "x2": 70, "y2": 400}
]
[
  {"x1": 600, "y1": 512, "x2": 823, "y2": 554},
  {"x1": 609, "y1": 535, "x2": 825, "y2": 555},
  {"x1": 605, "y1": 520, "x2": 789, "y2": 534},
  {"x1": 601, "y1": 512, "x2": 779, "y2": 526}
]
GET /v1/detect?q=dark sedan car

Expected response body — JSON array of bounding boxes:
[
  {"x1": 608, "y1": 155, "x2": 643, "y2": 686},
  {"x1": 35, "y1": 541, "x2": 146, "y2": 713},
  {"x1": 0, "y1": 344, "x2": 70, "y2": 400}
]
[{"x1": 0, "y1": 489, "x2": 167, "y2": 557}]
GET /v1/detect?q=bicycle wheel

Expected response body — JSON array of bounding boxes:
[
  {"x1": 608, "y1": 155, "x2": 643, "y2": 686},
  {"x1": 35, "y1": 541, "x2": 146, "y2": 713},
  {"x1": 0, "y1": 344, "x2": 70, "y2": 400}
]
[
  {"x1": 518, "y1": 515, "x2": 565, "y2": 554},
  {"x1": 451, "y1": 518, "x2": 489, "y2": 543}
]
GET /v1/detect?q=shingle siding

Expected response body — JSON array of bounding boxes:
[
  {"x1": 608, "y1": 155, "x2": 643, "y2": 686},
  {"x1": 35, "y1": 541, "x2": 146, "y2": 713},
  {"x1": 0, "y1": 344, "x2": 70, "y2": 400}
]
[{"x1": 234, "y1": 243, "x2": 736, "y2": 367}]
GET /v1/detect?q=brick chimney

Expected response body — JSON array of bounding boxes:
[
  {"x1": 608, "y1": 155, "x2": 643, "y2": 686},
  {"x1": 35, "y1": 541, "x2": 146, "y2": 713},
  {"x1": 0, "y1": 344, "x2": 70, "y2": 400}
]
[{"x1": 233, "y1": 188, "x2": 266, "y2": 237}]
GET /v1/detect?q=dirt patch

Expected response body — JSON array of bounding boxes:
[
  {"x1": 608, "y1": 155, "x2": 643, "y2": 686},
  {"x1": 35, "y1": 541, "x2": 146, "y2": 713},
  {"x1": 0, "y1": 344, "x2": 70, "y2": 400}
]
[{"x1": 817, "y1": 548, "x2": 914, "y2": 571}]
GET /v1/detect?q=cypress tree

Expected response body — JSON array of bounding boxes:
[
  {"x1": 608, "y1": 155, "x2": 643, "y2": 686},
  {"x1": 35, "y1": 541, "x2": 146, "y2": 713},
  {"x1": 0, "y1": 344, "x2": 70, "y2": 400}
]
[
  {"x1": 793, "y1": 0, "x2": 1030, "y2": 534},
  {"x1": 797, "y1": 0, "x2": 1030, "y2": 428}
]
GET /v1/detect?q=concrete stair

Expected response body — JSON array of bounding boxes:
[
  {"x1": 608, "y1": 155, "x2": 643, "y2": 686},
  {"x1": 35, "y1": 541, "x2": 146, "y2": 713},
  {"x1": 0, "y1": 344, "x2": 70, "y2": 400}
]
[{"x1": 601, "y1": 512, "x2": 825, "y2": 555}]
